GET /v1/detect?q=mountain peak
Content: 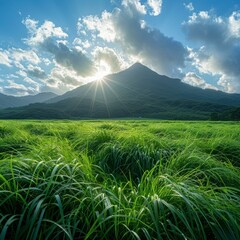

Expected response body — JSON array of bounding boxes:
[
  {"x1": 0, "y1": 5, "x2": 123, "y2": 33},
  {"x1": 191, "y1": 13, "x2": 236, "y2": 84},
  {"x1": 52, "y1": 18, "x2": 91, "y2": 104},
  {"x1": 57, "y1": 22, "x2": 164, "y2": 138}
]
[
  {"x1": 129, "y1": 62, "x2": 149, "y2": 70},
  {"x1": 132, "y1": 62, "x2": 145, "y2": 67},
  {"x1": 122, "y1": 62, "x2": 160, "y2": 79}
]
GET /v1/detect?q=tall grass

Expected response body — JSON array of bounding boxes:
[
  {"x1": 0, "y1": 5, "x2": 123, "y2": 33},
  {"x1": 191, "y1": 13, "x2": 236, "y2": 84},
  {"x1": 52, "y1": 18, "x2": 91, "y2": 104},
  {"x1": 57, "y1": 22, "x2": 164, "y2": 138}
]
[{"x1": 0, "y1": 120, "x2": 240, "y2": 239}]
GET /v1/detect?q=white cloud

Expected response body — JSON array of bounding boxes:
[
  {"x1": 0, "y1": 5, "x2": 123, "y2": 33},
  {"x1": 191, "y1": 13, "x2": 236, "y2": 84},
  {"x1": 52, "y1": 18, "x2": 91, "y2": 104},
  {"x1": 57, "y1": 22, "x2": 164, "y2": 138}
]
[
  {"x1": 218, "y1": 75, "x2": 240, "y2": 93},
  {"x1": 93, "y1": 47, "x2": 125, "y2": 74},
  {"x1": 81, "y1": 11, "x2": 116, "y2": 42},
  {"x1": 42, "y1": 58, "x2": 52, "y2": 66},
  {"x1": 23, "y1": 18, "x2": 38, "y2": 34},
  {"x1": 3, "y1": 80, "x2": 38, "y2": 96},
  {"x1": 23, "y1": 76, "x2": 40, "y2": 86},
  {"x1": 50, "y1": 67, "x2": 82, "y2": 86},
  {"x1": 198, "y1": 11, "x2": 210, "y2": 19},
  {"x1": 183, "y1": 11, "x2": 240, "y2": 92},
  {"x1": 147, "y1": 0, "x2": 162, "y2": 16},
  {"x1": 183, "y1": 72, "x2": 218, "y2": 90},
  {"x1": 229, "y1": 11, "x2": 240, "y2": 37},
  {"x1": 16, "y1": 70, "x2": 27, "y2": 78},
  {"x1": 41, "y1": 66, "x2": 85, "y2": 94},
  {"x1": 5, "y1": 74, "x2": 19, "y2": 79},
  {"x1": 0, "y1": 49, "x2": 12, "y2": 67},
  {"x1": 73, "y1": 38, "x2": 91, "y2": 49},
  {"x1": 0, "y1": 47, "x2": 41, "y2": 69},
  {"x1": 184, "y1": 2, "x2": 194, "y2": 11},
  {"x1": 122, "y1": 0, "x2": 147, "y2": 15},
  {"x1": 121, "y1": 0, "x2": 163, "y2": 16},
  {"x1": 11, "y1": 48, "x2": 41, "y2": 66},
  {"x1": 26, "y1": 65, "x2": 47, "y2": 79},
  {"x1": 23, "y1": 18, "x2": 68, "y2": 46}
]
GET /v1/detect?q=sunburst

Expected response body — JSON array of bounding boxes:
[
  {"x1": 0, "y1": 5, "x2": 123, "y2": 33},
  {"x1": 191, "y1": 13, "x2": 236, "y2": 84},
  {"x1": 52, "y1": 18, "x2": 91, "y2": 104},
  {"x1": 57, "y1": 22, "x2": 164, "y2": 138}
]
[{"x1": 94, "y1": 61, "x2": 111, "y2": 80}]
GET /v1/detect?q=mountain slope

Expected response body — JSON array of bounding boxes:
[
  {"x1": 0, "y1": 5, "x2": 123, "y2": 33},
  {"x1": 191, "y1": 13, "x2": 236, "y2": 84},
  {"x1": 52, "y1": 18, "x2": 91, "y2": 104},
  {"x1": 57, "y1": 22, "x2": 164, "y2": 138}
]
[
  {"x1": 0, "y1": 92, "x2": 58, "y2": 109},
  {"x1": 0, "y1": 63, "x2": 240, "y2": 119},
  {"x1": 47, "y1": 63, "x2": 240, "y2": 106}
]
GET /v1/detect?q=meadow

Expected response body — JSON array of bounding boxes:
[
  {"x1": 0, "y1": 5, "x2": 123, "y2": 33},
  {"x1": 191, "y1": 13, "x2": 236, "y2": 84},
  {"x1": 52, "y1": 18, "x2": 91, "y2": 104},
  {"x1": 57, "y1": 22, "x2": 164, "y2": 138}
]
[{"x1": 0, "y1": 120, "x2": 239, "y2": 239}]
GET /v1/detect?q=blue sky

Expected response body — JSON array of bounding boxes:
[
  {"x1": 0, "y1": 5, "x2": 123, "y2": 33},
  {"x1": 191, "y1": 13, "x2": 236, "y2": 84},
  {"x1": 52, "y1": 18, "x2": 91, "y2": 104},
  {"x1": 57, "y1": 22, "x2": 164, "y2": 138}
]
[{"x1": 0, "y1": 0, "x2": 240, "y2": 96}]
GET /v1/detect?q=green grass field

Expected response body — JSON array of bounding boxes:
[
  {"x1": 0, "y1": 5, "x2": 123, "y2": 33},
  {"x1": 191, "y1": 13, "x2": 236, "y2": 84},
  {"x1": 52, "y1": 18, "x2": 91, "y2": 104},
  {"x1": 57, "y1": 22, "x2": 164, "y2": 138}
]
[{"x1": 0, "y1": 120, "x2": 240, "y2": 239}]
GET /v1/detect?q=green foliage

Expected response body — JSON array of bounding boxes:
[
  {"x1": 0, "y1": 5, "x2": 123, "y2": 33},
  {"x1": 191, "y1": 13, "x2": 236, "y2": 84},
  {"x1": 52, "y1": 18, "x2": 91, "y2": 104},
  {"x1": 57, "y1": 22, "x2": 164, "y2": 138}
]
[{"x1": 0, "y1": 120, "x2": 240, "y2": 239}]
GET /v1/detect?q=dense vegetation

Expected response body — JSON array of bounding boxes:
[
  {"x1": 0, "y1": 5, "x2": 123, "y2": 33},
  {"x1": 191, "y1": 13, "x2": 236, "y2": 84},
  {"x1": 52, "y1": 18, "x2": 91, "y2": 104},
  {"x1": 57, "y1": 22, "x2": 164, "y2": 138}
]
[
  {"x1": 0, "y1": 120, "x2": 240, "y2": 239},
  {"x1": 1, "y1": 99, "x2": 239, "y2": 120}
]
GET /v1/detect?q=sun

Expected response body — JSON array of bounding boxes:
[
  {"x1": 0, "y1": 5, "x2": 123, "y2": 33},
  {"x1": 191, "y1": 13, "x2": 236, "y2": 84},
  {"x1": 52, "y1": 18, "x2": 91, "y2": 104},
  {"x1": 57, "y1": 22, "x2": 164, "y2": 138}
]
[{"x1": 94, "y1": 61, "x2": 111, "y2": 80}]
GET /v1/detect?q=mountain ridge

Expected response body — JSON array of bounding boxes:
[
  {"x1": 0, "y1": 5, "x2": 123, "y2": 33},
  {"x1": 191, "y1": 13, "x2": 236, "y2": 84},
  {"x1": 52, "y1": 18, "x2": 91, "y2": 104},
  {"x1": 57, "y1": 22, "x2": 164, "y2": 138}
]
[
  {"x1": 47, "y1": 62, "x2": 240, "y2": 106},
  {"x1": 0, "y1": 63, "x2": 240, "y2": 119},
  {"x1": 0, "y1": 92, "x2": 58, "y2": 109}
]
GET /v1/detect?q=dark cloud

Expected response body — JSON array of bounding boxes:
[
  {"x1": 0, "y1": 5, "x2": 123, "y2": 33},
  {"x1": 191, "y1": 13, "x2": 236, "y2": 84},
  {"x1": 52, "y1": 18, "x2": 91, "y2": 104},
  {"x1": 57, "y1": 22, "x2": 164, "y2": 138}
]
[
  {"x1": 114, "y1": 10, "x2": 187, "y2": 76},
  {"x1": 82, "y1": 3, "x2": 188, "y2": 77},
  {"x1": 182, "y1": 12, "x2": 229, "y2": 48},
  {"x1": 56, "y1": 43, "x2": 96, "y2": 77},
  {"x1": 41, "y1": 39, "x2": 96, "y2": 77}
]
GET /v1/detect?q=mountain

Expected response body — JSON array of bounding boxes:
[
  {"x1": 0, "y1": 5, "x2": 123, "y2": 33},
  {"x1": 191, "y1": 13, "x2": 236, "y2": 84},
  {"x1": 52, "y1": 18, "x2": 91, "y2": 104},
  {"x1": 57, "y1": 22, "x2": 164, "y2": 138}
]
[
  {"x1": 48, "y1": 63, "x2": 240, "y2": 106},
  {"x1": 0, "y1": 63, "x2": 240, "y2": 120},
  {"x1": 0, "y1": 92, "x2": 58, "y2": 109}
]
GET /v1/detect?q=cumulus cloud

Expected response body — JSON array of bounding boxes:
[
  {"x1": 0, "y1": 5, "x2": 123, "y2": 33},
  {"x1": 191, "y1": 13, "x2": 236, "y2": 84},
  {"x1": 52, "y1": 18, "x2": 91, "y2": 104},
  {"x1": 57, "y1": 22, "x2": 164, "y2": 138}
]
[
  {"x1": 23, "y1": 18, "x2": 68, "y2": 46},
  {"x1": 93, "y1": 47, "x2": 125, "y2": 73},
  {"x1": 217, "y1": 75, "x2": 240, "y2": 93},
  {"x1": 0, "y1": 49, "x2": 12, "y2": 67},
  {"x1": 73, "y1": 38, "x2": 91, "y2": 49},
  {"x1": 81, "y1": 11, "x2": 116, "y2": 42},
  {"x1": 23, "y1": 18, "x2": 96, "y2": 78},
  {"x1": 0, "y1": 48, "x2": 40, "y2": 69},
  {"x1": 51, "y1": 42, "x2": 96, "y2": 77},
  {"x1": 184, "y1": 3, "x2": 194, "y2": 12},
  {"x1": 80, "y1": 2, "x2": 187, "y2": 77},
  {"x1": 26, "y1": 65, "x2": 47, "y2": 79},
  {"x1": 121, "y1": 0, "x2": 162, "y2": 16},
  {"x1": 229, "y1": 11, "x2": 240, "y2": 37},
  {"x1": 183, "y1": 72, "x2": 218, "y2": 90},
  {"x1": 22, "y1": 18, "x2": 38, "y2": 35},
  {"x1": 147, "y1": 0, "x2": 162, "y2": 16},
  {"x1": 183, "y1": 10, "x2": 240, "y2": 92},
  {"x1": 122, "y1": 0, "x2": 147, "y2": 15},
  {"x1": 49, "y1": 67, "x2": 82, "y2": 86},
  {"x1": 23, "y1": 76, "x2": 41, "y2": 87},
  {"x1": 11, "y1": 48, "x2": 41, "y2": 67},
  {"x1": 3, "y1": 80, "x2": 38, "y2": 96},
  {"x1": 41, "y1": 67, "x2": 85, "y2": 94},
  {"x1": 16, "y1": 70, "x2": 27, "y2": 78}
]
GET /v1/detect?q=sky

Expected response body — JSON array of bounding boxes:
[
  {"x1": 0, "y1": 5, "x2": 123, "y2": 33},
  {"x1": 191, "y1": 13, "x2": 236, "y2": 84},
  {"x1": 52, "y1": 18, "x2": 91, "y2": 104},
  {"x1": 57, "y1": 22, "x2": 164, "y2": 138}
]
[{"x1": 0, "y1": 0, "x2": 240, "y2": 96}]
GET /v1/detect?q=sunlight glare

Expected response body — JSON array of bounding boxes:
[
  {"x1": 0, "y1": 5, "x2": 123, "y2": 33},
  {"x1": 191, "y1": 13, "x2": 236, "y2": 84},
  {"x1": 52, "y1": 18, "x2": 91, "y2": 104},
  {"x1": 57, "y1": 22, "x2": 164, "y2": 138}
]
[{"x1": 94, "y1": 61, "x2": 111, "y2": 81}]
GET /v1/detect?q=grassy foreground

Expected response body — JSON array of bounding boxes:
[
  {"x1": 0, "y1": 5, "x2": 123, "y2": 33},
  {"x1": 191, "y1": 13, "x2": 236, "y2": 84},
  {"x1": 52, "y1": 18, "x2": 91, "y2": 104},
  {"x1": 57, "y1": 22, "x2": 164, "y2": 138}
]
[{"x1": 0, "y1": 120, "x2": 240, "y2": 239}]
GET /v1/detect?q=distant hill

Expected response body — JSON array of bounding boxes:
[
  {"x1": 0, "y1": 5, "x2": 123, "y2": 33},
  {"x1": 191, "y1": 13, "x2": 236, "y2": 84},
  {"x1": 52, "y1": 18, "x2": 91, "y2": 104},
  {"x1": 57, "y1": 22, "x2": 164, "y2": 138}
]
[
  {"x1": 0, "y1": 92, "x2": 58, "y2": 109},
  {"x1": 0, "y1": 63, "x2": 240, "y2": 120}
]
